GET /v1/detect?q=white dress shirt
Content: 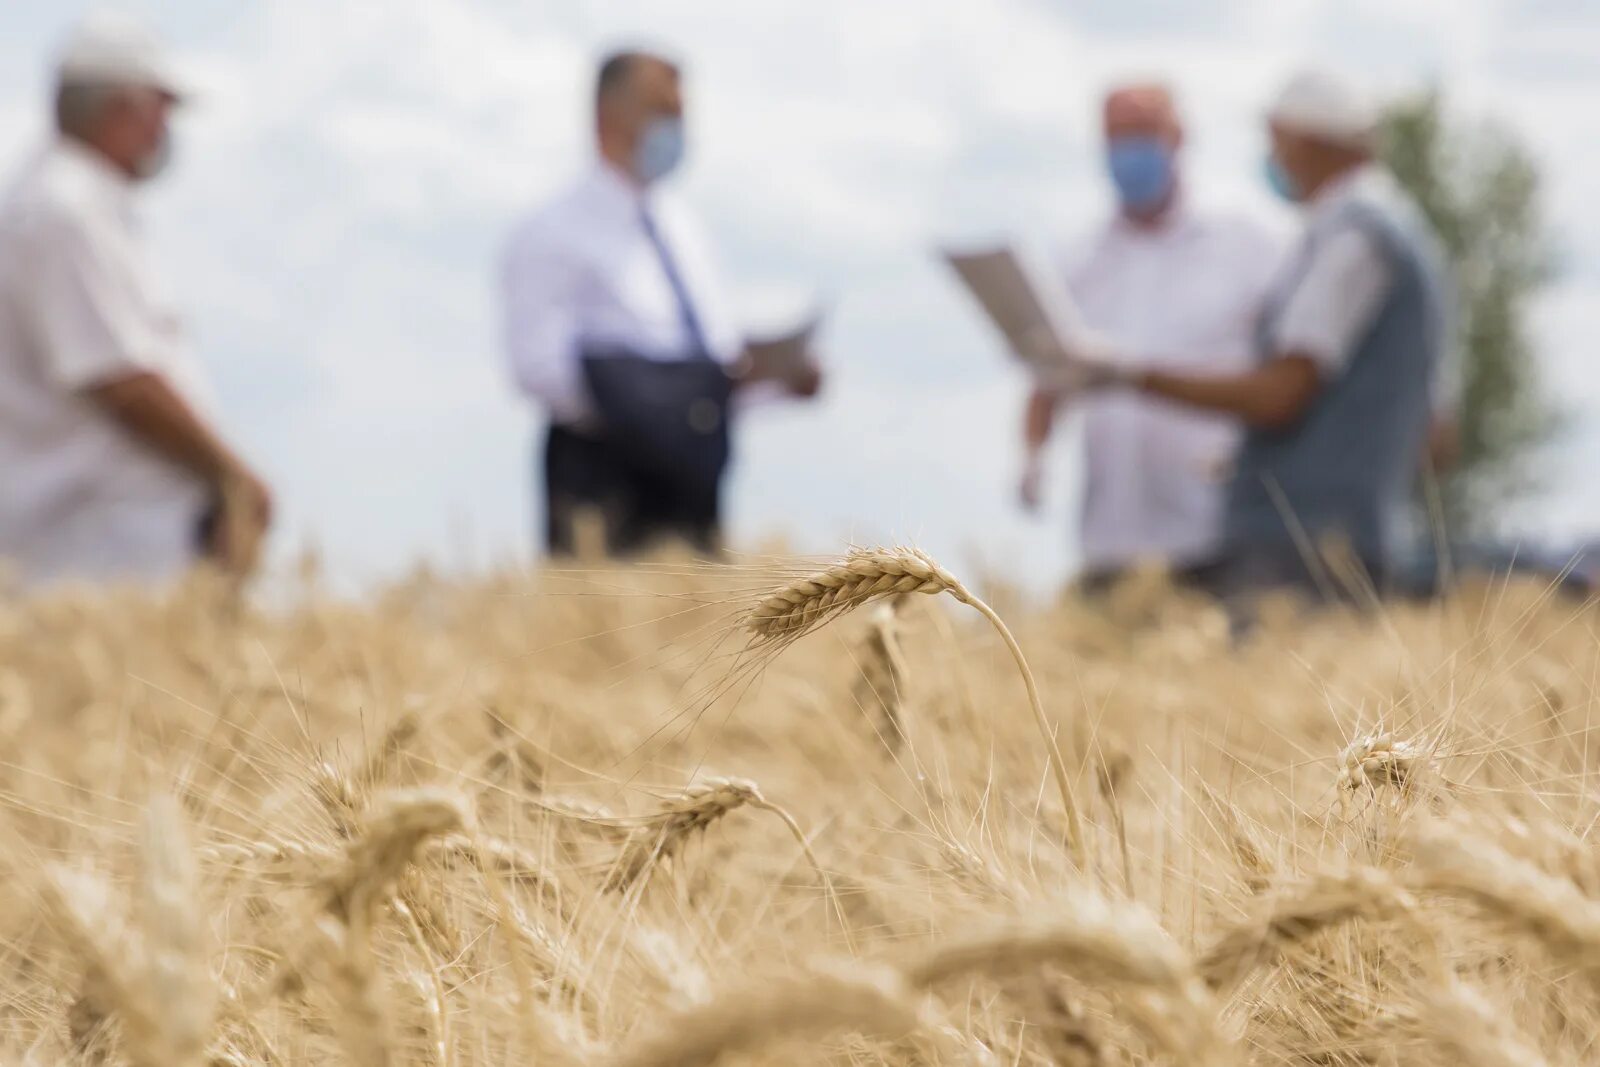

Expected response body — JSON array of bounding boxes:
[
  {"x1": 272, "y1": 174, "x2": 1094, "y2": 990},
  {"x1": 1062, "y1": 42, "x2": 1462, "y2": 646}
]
[
  {"x1": 1065, "y1": 200, "x2": 1289, "y2": 571},
  {"x1": 0, "y1": 139, "x2": 212, "y2": 589},
  {"x1": 501, "y1": 164, "x2": 743, "y2": 427}
]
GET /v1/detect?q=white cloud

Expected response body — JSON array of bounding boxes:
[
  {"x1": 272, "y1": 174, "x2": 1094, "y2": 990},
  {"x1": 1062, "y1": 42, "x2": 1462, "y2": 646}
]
[{"x1": 2, "y1": 0, "x2": 1597, "y2": 588}]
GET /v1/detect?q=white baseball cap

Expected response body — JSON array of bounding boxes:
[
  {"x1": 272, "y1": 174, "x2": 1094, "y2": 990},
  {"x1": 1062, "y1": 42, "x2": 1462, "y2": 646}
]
[
  {"x1": 55, "y1": 11, "x2": 188, "y2": 100},
  {"x1": 1267, "y1": 66, "x2": 1377, "y2": 149}
]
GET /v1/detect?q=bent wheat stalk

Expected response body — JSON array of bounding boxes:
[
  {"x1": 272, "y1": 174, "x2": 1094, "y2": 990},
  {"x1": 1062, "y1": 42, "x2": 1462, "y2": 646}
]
[{"x1": 746, "y1": 547, "x2": 1085, "y2": 866}]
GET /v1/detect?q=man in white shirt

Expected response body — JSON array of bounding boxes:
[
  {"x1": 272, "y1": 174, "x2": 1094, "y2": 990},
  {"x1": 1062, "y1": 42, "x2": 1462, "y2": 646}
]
[
  {"x1": 502, "y1": 50, "x2": 819, "y2": 557},
  {"x1": 0, "y1": 14, "x2": 271, "y2": 590},
  {"x1": 1021, "y1": 84, "x2": 1287, "y2": 588}
]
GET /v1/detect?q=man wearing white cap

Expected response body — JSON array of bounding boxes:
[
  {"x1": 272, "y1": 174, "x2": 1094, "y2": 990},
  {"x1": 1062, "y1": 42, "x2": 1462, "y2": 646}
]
[
  {"x1": 0, "y1": 14, "x2": 271, "y2": 588},
  {"x1": 1060, "y1": 67, "x2": 1451, "y2": 605}
]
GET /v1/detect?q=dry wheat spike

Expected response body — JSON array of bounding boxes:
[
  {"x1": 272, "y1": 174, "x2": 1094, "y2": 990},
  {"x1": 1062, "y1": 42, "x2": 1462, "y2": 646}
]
[
  {"x1": 1410, "y1": 819, "x2": 1600, "y2": 978},
  {"x1": 40, "y1": 796, "x2": 214, "y2": 1067},
  {"x1": 1337, "y1": 731, "x2": 1428, "y2": 797},
  {"x1": 1418, "y1": 979, "x2": 1552, "y2": 1067},
  {"x1": 745, "y1": 547, "x2": 1086, "y2": 867},
  {"x1": 1199, "y1": 866, "x2": 1415, "y2": 990},
  {"x1": 606, "y1": 777, "x2": 764, "y2": 892},
  {"x1": 610, "y1": 958, "x2": 928, "y2": 1067},
  {"x1": 902, "y1": 906, "x2": 1220, "y2": 1062},
  {"x1": 317, "y1": 790, "x2": 469, "y2": 1067}
]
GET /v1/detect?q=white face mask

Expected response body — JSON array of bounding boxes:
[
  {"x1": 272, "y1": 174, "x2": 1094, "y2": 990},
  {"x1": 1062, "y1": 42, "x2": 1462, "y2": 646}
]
[{"x1": 131, "y1": 130, "x2": 172, "y2": 181}]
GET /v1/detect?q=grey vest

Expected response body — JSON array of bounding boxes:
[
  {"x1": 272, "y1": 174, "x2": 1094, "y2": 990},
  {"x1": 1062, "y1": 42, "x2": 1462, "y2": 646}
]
[{"x1": 1224, "y1": 178, "x2": 1447, "y2": 571}]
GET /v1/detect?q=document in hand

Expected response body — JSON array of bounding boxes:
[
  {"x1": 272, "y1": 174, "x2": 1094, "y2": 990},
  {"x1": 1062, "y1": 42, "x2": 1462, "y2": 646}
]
[
  {"x1": 743, "y1": 311, "x2": 823, "y2": 387},
  {"x1": 941, "y1": 245, "x2": 1087, "y2": 371}
]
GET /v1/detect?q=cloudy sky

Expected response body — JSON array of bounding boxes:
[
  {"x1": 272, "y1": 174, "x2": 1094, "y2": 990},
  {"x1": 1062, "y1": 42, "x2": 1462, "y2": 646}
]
[{"x1": 2, "y1": 1, "x2": 1596, "y2": 591}]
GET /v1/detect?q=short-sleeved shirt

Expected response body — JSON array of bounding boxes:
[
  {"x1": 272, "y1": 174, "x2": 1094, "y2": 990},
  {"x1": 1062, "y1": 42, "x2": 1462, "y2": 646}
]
[
  {"x1": 1063, "y1": 201, "x2": 1290, "y2": 570},
  {"x1": 0, "y1": 139, "x2": 212, "y2": 588}
]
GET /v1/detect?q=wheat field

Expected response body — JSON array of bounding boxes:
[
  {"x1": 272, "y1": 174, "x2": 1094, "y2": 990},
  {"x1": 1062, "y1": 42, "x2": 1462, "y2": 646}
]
[{"x1": 3, "y1": 547, "x2": 1600, "y2": 1066}]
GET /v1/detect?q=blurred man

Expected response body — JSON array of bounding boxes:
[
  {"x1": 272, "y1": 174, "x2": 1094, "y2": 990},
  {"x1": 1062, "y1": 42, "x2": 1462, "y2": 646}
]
[
  {"x1": 1062, "y1": 68, "x2": 1450, "y2": 605},
  {"x1": 0, "y1": 14, "x2": 272, "y2": 589},
  {"x1": 502, "y1": 50, "x2": 820, "y2": 557},
  {"x1": 1022, "y1": 84, "x2": 1287, "y2": 589}
]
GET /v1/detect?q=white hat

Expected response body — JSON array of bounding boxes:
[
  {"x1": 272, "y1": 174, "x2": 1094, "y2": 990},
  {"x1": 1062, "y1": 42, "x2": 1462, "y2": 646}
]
[
  {"x1": 55, "y1": 11, "x2": 188, "y2": 99},
  {"x1": 1267, "y1": 67, "x2": 1377, "y2": 149}
]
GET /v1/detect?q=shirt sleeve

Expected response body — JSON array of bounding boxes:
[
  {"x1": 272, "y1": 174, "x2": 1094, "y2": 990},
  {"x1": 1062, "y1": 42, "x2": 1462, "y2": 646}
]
[
  {"x1": 21, "y1": 207, "x2": 167, "y2": 391},
  {"x1": 500, "y1": 225, "x2": 591, "y2": 426},
  {"x1": 1269, "y1": 224, "x2": 1392, "y2": 378}
]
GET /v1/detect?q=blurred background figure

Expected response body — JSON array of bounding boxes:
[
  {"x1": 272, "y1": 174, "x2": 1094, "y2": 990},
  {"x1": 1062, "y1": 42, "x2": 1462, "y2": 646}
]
[
  {"x1": 1060, "y1": 67, "x2": 1450, "y2": 609},
  {"x1": 1021, "y1": 83, "x2": 1286, "y2": 592},
  {"x1": 0, "y1": 12, "x2": 272, "y2": 590},
  {"x1": 502, "y1": 49, "x2": 821, "y2": 559}
]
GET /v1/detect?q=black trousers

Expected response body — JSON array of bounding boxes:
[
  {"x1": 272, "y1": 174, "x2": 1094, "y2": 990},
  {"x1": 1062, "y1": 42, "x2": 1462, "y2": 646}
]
[{"x1": 542, "y1": 424, "x2": 722, "y2": 557}]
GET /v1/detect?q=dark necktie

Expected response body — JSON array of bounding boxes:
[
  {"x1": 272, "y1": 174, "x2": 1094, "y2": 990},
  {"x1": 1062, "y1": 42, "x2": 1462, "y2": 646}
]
[{"x1": 638, "y1": 205, "x2": 710, "y2": 356}]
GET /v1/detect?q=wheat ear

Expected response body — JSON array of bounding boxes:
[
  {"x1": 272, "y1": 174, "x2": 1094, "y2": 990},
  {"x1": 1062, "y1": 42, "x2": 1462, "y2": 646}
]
[
  {"x1": 136, "y1": 795, "x2": 212, "y2": 1067},
  {"x1": 746, "y1": 547, "x2": 1085, "y2": 867},
  {"x1": 1418, "y1": 979, "x2": 1551, "y2": 1067},
  {"x1": 901, "y1": 907, "x2": 1218, "y2": 1062},
  {"x1": 1198, "y1": 866, "x2": 1415, "y2": 990},
  {"x1": 1410, "y1": 819, "x2": 1600, "y2": 978},
  {"x1": 41, "y1": 797, "x2": 214, "y2": 1067},
  {"x1": 611, "y1": 959, "x2": 927, "y2": 1067},
  {"x1": 318, "y1": 790, "x2": 470, "y2": 1067}
]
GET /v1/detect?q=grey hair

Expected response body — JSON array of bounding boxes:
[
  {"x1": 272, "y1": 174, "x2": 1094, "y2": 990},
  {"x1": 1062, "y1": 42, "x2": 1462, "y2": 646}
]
[{"x1": 54, "y1": 81, "x2": 119, "y2": 139}]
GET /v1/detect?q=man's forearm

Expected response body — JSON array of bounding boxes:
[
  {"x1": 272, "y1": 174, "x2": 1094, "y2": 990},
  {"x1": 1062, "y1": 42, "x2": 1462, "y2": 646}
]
[
  {"x1": 84, "y1": 371, "x2": 243, "y2": 486},
  {"x1": 1129, "y1": 355, "x2": 1322, "y2": 431},
  {"x1": 1024, "y1": 387, "x2": 1057, "y2": 451}
]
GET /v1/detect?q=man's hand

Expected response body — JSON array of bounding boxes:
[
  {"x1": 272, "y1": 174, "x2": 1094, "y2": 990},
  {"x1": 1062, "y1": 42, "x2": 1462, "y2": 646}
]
[
  {"x1": 785, "y1": 357, "x2": 823, "y2": 398},
  {"x1": 1027, "y1": 329, "x2": 1138, "y2": 397},
  {"x1": 209, "y1": 464, "x2": 274, "y2": 576},
  {"x1": 85, "y1": 370, "x2": 274, "y2": 574},
  {"x1": 1019, "y1": 451, "x2": 1046, "y2": 513}
]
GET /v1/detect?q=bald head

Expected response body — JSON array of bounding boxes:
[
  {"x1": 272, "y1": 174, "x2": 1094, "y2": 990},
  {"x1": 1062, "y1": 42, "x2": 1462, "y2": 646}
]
[
  {"x1": 1101, "y1": 83, "x2": 1183, "y2": 223},
  {"x1": 1103, "y1": 83, "x2": 1182, "y2": 144}
]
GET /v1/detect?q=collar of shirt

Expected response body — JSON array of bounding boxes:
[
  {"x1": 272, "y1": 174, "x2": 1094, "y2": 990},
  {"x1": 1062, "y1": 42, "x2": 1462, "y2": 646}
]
[
  {"x1": 1104, "y1": 193, "x2": 1200, "y2": 245},
  {"x1": 1306, "y1": 161, "x2": 1389, "y2": 219},
  {"x1": 48, "y1": 136, "x2": 138, "y2": 227}
]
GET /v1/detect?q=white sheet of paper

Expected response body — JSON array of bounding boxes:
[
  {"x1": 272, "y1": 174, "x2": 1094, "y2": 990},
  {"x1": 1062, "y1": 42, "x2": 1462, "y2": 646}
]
[
  {"x1": 744, "y1": 311, "x2": 823, "y2": 384},
  {"x1": 941, "y1": 245, "x2": 1087, "y2": 370}
]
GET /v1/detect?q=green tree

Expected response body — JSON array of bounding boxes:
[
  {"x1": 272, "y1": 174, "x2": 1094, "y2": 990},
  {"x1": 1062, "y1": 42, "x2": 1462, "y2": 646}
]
[{"x1": 1380, "y1": 91, "x2": 1562, "y2": 534}]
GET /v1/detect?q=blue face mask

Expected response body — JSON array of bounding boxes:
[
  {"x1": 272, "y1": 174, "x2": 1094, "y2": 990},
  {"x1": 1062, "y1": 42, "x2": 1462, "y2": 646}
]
[
  {"x1": 1106, "y1": 136, "x2": 1175, "y2": 212},
  {"x1": 633, "y1": 116, "x2": 685, "y2": 184},
  {"x1": 1263, "y1": 154, "x2": 1301, "y2": 203}
]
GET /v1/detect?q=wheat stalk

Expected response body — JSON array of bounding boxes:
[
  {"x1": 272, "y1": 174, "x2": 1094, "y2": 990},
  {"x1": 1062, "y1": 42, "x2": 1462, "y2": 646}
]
[{"x1": 745, "y1": 547, "x2": 1086, "y2": 867}]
